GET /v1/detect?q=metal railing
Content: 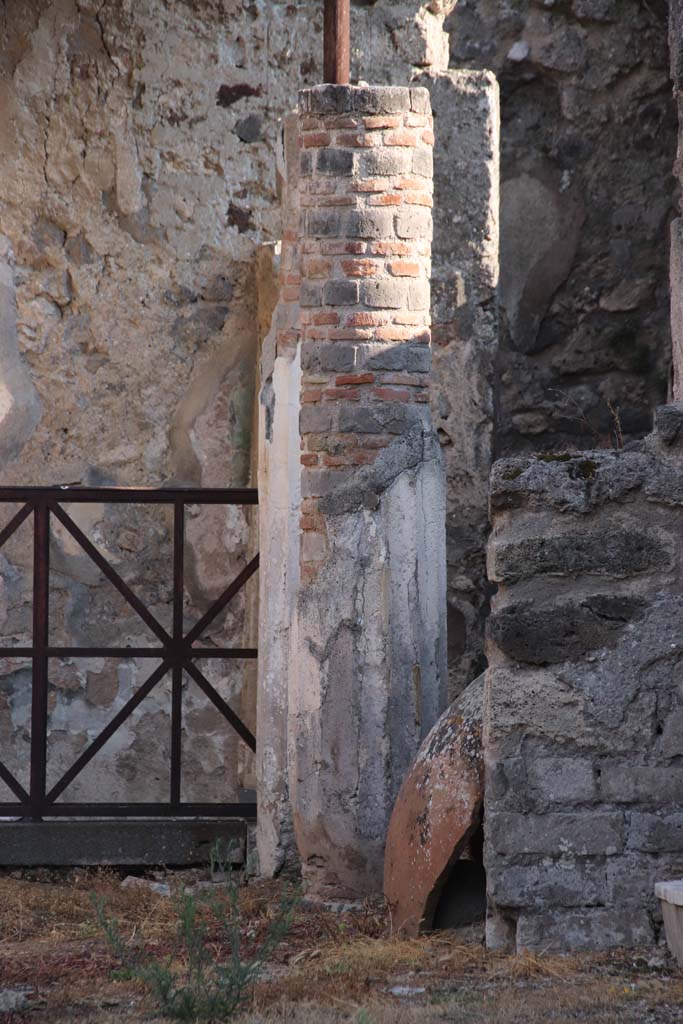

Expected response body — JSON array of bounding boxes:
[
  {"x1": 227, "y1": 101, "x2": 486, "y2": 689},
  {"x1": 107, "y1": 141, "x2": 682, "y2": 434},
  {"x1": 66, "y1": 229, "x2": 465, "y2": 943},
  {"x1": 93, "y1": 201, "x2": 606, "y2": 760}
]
[{"x1": 0, "y1": 487, "x2": 258, "y2": 821}]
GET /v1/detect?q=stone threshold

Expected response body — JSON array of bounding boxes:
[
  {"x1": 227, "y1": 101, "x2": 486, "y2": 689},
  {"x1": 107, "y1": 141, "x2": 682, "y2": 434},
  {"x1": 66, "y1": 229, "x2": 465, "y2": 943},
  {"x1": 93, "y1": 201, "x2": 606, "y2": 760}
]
[{"x1": 0, "y1": 818, "x2": 249, "y2": 866}]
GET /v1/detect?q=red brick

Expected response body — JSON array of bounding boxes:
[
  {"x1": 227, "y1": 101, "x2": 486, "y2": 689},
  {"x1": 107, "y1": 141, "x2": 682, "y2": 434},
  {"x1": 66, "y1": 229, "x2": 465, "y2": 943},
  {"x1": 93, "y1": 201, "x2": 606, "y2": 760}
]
[
  {"x1": 356, "y1": 434, "x2": 392, "y2": 449},
  {"x1": 384, "y1": 129, "x2": 419, "y2": 147},
  {"x1": 372, "y1": 386, "x2": 411, "y2": 402},
  {"x1": 304, "y1": 257, "x2": 333, "y2": 279},
  {"x1": 352, "y1": 178, "x2": 391, "y2": 193},
  {"x1": 404, "y1": 192, "x2": 433, "y2": 208},
  {"x1": 302, "y1": 389, "x2": 322, "y2": 403},
  {"x1": 364, "y1": 115, "x2": 402, "y2": 130},
  {"x1": 396, "y1": 178, "x2": 424, "y2": 191},
  {"x1": 324, "y1": 387, "x2": 360, "y2": 401},
  {"x1": 368, "y1": 241, "x2": 411, "y2": 256},
  {"x1": 335, "y1": 373, "x2": 375, "y2": 386},
  {"x1": 345, "y1": 311, "x2": 387, "y2": 327},
  {"x1": 323, "y1": 453, "x2": 351, "y2": 467},
  {"x1": 367, "y1": 194, "x2": 402, "y2": 206},
  {"x1": 335, "y1": 131, "x2": 376, "y2": 148},
  {"x1": 389, "y1": 260, "x2": 421, "y2": 277},
  {"x1": 316, "y1": 195, "x2": 356, "y2": 207},
  {"x1": 300, "y1": 453, "x2": 319, "y2": 467},
  {"x1": 349, "y1": 449, "x2": 377, "y2": 465},
  {"x1": 379, "y1": 373, "x2": 426, "y2": 387},
  {"x1": 376, "y1": 326, "x2": 419, "y2": 342},
  {"x1": 303, "y1": 131, "x2": 331, "y2": 147},
  {"x1": 422, "y1": 130, "x2": 435, "y2": 145},
  {"x1": 301, "y1": 512, "x2": 324, "y2": 529},
  {"x1": 393, "y1": 312, "x2": 424, "y2": 325},
  {"x1": 304, "y1": 328, "x2": 333, "y2": 341},
  {"x1": 329, "y1": 328, "x2": 374, "y2": 341},
  {"x1": 310, "y1": 311, "x2": 340, "y2": 326},
  {"x1": 341, "y1": 258, "x2": 381, "y2": 277},
  {"x1": 321, "y1": 241, "x2": 366, "y2": 256}
]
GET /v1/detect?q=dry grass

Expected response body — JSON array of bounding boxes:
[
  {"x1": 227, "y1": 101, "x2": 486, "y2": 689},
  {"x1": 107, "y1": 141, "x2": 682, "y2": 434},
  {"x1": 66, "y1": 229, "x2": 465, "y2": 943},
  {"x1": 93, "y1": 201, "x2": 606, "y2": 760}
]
[{"x1": 1, "y1": 871, "x2": 682, "y2": 1024}]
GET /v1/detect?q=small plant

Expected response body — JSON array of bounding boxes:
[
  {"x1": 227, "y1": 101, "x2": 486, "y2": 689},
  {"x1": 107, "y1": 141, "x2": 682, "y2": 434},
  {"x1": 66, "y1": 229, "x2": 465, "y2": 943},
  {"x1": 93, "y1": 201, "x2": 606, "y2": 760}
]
[{"x1": 92, "y1": 842, "x2": 299, "y2": 1022}]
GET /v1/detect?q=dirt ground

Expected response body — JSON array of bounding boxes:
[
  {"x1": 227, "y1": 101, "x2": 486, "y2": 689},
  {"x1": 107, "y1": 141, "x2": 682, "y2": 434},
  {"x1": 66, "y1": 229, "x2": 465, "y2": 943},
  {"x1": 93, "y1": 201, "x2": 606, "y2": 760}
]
[{"x1": 1, "y1": 869, "x2": 682, "y2": 1024}]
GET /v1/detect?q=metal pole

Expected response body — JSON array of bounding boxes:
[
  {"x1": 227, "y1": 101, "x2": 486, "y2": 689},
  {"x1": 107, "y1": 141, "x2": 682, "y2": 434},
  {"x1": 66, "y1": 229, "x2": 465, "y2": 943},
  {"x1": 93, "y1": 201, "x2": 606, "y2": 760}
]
[
  {"x1": 30, "y1": 500, "x2": 49, "y2": 820},
  {"x1": 323, "y1": 0, "x2": 350, "y2": 85},
  {"x1": 170, "y1": 499, "x2": 184, "y2": 807}
]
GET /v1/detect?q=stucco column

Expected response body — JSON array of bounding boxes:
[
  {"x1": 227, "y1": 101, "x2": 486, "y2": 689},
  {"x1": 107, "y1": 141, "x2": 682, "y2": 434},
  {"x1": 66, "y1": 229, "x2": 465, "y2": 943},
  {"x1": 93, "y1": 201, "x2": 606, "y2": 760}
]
[{"x1": 289, "y1": 84, "x2": 447, "y2": 898}]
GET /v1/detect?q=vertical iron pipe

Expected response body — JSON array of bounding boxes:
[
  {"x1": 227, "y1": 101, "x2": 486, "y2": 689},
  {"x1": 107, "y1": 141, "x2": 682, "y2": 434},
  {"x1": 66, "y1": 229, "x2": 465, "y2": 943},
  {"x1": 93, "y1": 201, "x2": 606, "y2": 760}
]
[
  {"x1": 30, "y1": 500, "x2": 49, "y2": 820},
  {"x1": 170, "y1": 500, "x2": 184, "y2": 806},
  {"x1": 323, "y1": 0, "x2": 350, "y2": 85}
]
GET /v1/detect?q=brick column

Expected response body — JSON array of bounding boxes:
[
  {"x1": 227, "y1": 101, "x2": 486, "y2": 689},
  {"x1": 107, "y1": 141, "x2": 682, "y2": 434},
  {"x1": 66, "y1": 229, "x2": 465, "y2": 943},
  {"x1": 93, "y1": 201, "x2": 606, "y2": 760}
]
[{"x1": 289, "y1": 85, "x2": 447, "y2": 898}]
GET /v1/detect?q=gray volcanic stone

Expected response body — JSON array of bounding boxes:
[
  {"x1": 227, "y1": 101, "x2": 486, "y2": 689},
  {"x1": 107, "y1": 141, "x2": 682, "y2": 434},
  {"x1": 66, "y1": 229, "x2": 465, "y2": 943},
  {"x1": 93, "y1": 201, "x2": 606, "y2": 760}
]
[
  {"x1": 489, "y1": 812, "x2": 624, "y2": 857},
  {"x1": 491, "y1": 527, "x2": 672, "y2": 582},
  {"x1": 489, "y1": 594, "x2": 646, "y2": 664}
]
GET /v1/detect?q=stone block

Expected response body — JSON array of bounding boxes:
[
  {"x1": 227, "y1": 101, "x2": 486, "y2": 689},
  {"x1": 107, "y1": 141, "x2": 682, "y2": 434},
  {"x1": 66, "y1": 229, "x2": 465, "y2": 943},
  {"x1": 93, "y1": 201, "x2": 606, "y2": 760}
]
[
  {"x1": 406, "y1": 345, "x2": 431, "y2": 372},
  {"x1": 316, "y1": 148, "x2": 355, "y2": 176},
  {"x1": 302, "y1": 343, "x2": 356, "y2": 373},
  {"x1": 359, "y1": 278, "x2": 409, "y2": 309},
  {"x1": 488, "y1": 451, "x2": 650, "y2": 516},
  {"x1": 407, "y1": 279, "x2": 430, "y2": 311},
  {"x1": 0, "y1": 820, "x2": 248, "y2": 866},
  {"x1": 670, "y1": 1, "x2": 683, "y2": 90},
  {"x1": 409, "y1": 87, "x2": 431, "y2": 114},
  {"x1": 663, "y1": 710, "x2": 683, "y2": 757},
  {"x1": 343, "y1": 208, "x2": 394, "y2": 239},
  {"x1": 306, "y1": 209, "x2": 341, "y2": 237},
  {"x1": 489, "y1": 812, "x2": 624, "y2": 857},
  {"x1": 300, "y1": 467, "x2": 352, "y2": 498},
  {"x1": 323, "y1": 280, "x2": 359, "y2": 306},
  {"x1": 490, "y1": 527, "x2": 672, "y2": 583},
  {"x1": 516, "y1": 908, "x2": 653, "y2": 951},
  {"x1": 300, "y1": 84, "x2": 412, "y2": 116},
  {"x1": 395, "y1": 207, "x2": 432, "y2": 240},
  {"x1": 600, "y1": 764, "x2": 683, "y2": 804},
  {"x1": 490, "y1": 860, "x2": 608, "y2": 909},
  {"x1": 412, "y1": 147, "x2": 433, "y2": 178},
  {"x1": 628, "y1": 813, "x2": 683, "y2": 853},
  {"x1": 361, "y1": 148, "x2": 413, "y2": 178},
  {"x1": 671, "y1": 220, "x2": 683, "y2": 401},
  {"x1": 572, "y1": 0, "x2": 617, "y2": 22},
  {"x1": 338, "y1": 401, "x2": 425, "y2": 435},
  {"x1": 489, "y1": 594, "x2": 646, "y2": 665},
  {"x1": 299, "y1": 281, "x2": 322, "y2": 308},
  {"x1": 527, "y1": 756, "x2": 597, "y2": 805},
  {"x1": 654, "y1": 402, "x2": 683, "y2": 448},
  {"x1": 300, "y1": 403, "x2": 337, "y2": 434},
  {"x1": 300, "y1": 150, "x2": 313, "y2": 176}
]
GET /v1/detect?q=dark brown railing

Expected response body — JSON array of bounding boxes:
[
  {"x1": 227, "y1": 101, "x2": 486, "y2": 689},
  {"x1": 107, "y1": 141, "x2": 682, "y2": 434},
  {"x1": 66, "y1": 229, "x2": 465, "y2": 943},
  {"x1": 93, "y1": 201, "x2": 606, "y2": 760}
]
[{"x1": 0, "y1": 487, "x2": 258, "y2": 821}]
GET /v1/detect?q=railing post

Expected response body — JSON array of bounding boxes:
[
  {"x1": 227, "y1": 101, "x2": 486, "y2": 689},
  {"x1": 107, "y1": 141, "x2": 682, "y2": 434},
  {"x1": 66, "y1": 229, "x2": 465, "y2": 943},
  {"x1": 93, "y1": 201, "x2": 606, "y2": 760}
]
[
  {"x1": 170, "y1": 499, "x2": 184, "y2": 807},
  {"x1": 30, "y1": 499, "x2": 49, "y2": 820}
]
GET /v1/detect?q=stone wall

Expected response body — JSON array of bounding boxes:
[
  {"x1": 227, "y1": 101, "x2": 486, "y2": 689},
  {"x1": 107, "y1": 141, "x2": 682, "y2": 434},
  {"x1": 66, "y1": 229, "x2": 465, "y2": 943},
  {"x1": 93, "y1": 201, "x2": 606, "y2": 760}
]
[
  {"x1": 0, "y1": 1, "x2": 497, "y2": 807},
  {"x1": 670, "y1": 0, "x2": 683, "y2": 399},
  {"x1": 484, "y1": 413, "x2": 683, "y2": 950},
  {"x1": 448, "y1": 0, "x2": 676, "y2": 454}
]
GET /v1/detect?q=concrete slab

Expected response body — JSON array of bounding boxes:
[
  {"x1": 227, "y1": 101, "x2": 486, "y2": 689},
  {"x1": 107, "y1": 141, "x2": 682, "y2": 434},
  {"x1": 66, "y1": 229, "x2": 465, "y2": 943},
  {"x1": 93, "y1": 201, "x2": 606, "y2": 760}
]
[{"x1": 0, "y1": 819, "x2": 248, "y2": 866}]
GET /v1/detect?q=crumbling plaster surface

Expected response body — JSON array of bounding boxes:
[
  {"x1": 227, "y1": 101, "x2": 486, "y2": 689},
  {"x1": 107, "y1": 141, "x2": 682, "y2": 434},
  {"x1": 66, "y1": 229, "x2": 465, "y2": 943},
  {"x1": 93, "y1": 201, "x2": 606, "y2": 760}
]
[{"x1": 448, "y1": 0, "x2": 676, "y2": 453}]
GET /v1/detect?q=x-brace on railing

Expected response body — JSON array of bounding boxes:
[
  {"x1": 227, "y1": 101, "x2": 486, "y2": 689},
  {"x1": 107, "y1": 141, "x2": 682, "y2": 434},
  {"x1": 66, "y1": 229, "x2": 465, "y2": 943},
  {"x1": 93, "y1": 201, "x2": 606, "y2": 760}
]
[{"x1": 0, "y1": 487, "x2": 258, "y2": 821}]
